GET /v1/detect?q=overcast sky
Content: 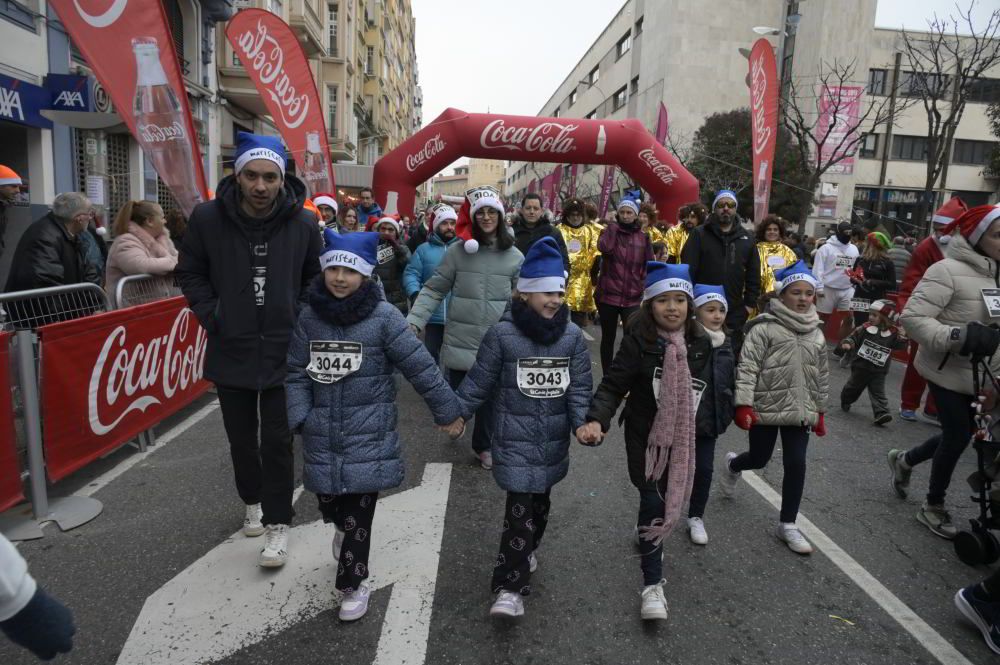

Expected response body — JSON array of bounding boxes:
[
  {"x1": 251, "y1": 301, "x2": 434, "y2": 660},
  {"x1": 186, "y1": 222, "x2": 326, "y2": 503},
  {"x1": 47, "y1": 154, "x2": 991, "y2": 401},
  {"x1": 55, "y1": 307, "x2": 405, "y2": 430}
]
[{"x1": 410, "y1": 0, "x2": 996, "y2": 174}]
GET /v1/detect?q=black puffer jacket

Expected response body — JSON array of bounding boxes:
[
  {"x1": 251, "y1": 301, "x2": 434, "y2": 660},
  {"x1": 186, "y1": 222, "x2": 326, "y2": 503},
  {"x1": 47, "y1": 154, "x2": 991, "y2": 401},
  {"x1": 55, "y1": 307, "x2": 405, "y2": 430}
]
[
  {"x1": 5, "y1": 212, "x2": 101, "y2": 292},
  {"x1": 373, "y1": 239, "x2": 411, "y2": 314},
  {"x1": 851, "y1": 255, "x2": 896, "y2": 303},
  {"x1": 682, "y1": 215, "x2": 761, "y2": 327},
  {"x1": 512, "y1": 215, "x2": 570, "y2": 273},
  {"x1": 586, "y1": 323, "x2": 722, "y2": 490},
  {"x1": 176, "y1": 174, "x2": 323, "y2": 390}
]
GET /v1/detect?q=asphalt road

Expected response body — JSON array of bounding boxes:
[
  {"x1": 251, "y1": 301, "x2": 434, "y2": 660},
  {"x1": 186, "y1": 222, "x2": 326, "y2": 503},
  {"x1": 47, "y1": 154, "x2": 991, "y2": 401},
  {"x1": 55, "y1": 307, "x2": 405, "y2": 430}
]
[{"x1": 0, "y1": 329, "x2": 994, "y2": 665}]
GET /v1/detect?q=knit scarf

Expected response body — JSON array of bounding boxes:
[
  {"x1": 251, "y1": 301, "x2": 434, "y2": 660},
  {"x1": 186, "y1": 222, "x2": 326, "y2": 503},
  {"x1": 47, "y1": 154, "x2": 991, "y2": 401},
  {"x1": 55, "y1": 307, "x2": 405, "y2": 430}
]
[{"x1": 640, "y1": 328, "x2": 696, "y2": 547}]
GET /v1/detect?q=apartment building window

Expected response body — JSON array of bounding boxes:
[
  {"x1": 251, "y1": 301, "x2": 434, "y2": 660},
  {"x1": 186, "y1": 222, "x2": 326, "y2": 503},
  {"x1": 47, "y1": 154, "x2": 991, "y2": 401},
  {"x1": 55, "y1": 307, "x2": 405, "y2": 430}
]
[
  {"x1": 968, "y1": 77, "x2": 1000, "y2": 104},
  {"x1": 268, "y1": 0, "x2": 283, "y2": 16},
  {"x1": 891, "y1": 135, "x2": 928, "y2": 161},
  {"x1": 553, "y1": 107, "x2": 560, "y2": 117},
  {"x1": 616, "y1": 32, "x2": 631, "y2": 60},
  {"x1": 328, "y1": 4, "x2": 338, "y2": 57},
  {"x1": 0, "y1": 0, "x2": 37, "y2": 31},
  {"x1": 901, "y1": 71, "x2": 948, "y2": 98},
  {"x1": 366, "y1": 46, "x2": 374, "y2": 74},
  {"x1": 630, "y1": 76, "x2": 639, "y2": 96},
  {"x1": 867, "y1": 69, "x2": 887, "y2": 95},
  {"x1": 588, "y1": 66, "x2": 599, "y2": 86},
  {"x1": 613, "y1": 86, "x2": 627, "y2": 111},
  {"x1": 634, "y1": 16, "x2": 643, "y2": 36},
  {"x1": 953, "y1": 139, "x2": 995, "y2": 165},
  {"x1": 859, "y1": 133, "x2": 879, "y2": 159},
  {"x1": 569, "y1": 90, "x2": 578, "y2": 106},
  {"x1": 585, "y1": 109, "x2": 597, "y2": 120},
  {"x1": 382, "y1": 53, "x2": 388, "y2": 78},
  {"x1": 327, "y1": 84, "x2": 338, "y2": 138}
]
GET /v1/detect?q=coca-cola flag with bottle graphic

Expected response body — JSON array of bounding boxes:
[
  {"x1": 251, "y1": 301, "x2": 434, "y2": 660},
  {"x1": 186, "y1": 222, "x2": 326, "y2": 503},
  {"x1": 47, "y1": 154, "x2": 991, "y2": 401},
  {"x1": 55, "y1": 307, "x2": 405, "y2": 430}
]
[
  {"x1": 49, "y1": 0, "x2": 208, "y2": 217},
  {"x1": 749, "y1": 38, "x2": 779, "y2": 225},
  {"x1": 226, "y1": 9, "x2": 335, "y2": 196}
]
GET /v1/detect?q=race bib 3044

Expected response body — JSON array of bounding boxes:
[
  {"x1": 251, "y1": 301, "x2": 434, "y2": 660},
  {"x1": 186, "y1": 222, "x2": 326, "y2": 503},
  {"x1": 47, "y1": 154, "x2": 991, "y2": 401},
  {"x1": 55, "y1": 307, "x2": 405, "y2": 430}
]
[{"x1": 306, "y1": 341, "x2": 362, "y2": 384}]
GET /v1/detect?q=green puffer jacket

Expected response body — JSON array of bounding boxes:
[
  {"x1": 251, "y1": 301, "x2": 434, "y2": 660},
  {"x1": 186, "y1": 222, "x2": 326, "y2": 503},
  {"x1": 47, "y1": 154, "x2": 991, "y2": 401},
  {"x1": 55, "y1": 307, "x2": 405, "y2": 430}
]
[
  {"x1": 735, "y1": 298, "x2": 829, "y2": 426},
  {"x1": 900, "y1": 234, "x2": 1000, "y2": 395},
  {"x1": 406, "y1": 239, "x2": 524, "y2": 371}
]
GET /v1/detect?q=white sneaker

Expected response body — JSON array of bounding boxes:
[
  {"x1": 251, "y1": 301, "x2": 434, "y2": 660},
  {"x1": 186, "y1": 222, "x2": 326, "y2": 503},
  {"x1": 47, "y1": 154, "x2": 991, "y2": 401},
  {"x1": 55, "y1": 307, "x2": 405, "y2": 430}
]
[
  {"x1": 528, "y1": 551, "x2": 538, "y2": 573},
  {"x1": 478, "y1": 451, "x2": 493, "y2": 470},
  {"x1": 339, "y1": 582, "x2": 370, "y2": 621},
  {"x1": 776, "y1": 522, "x2": 813, "y2": 555},
  {"x1": 258, "y1": 524, "x2": 289, "y2": 567},
  {"x1": 632, "y1": 525, "x2": 641, "y2": 548},
  {"x1": 640, "y1": 580, "x2": 668, "y2": 620},
  {"x1": 489, "y1": 590, "x2": 524, "y2": 617},
  {"x1": 332, "y1": 527, "x2": 345, "y2": 564},
  {"x1": 687, "y1": 517, "x2": 708, "y2": 545},
  {"x1": 242, "y1": 503, "x2": 265, "y2": 537},
  {"x1": 719, "y1": 452, "x2": 741, "y2": 498}
]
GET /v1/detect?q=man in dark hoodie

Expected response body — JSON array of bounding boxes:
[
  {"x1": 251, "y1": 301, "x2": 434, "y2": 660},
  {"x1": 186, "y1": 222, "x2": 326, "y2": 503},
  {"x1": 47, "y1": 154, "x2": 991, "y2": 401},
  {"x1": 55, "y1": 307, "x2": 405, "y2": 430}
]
[
  {"x1": 682, "y1": 190, "x2": 761, "y2": 353},
  {"x1": 177, "y1": 132, "x2": 322, "y2": 569},
  {"x1": 512, "y1": 193, "x2": 569, "y2": 273}
]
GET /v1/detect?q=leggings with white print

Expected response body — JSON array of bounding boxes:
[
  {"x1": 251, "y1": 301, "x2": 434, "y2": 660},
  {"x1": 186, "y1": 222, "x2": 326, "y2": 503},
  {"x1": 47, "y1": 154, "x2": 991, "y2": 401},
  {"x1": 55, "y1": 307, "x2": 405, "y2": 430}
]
[
  {"x1": 317, "y1": 492, "x2": 378, "y2": 593},
  {"x1": 492, "y1": 491, "x2": 551, "y2": 595}
]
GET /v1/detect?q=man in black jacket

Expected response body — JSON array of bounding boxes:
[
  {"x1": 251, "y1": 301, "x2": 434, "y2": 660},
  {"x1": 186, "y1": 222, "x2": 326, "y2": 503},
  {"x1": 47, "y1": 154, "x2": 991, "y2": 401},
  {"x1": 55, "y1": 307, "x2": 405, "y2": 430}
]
[
  {"x1": 176, "y1": 132, "x2": 322, "y2": 569},
  {"x1": 681, "y1": 190, "x2": 760, "y2": 352},
  {"x1": 511, "y1": 193, "x2": 569, "y2": 273}
]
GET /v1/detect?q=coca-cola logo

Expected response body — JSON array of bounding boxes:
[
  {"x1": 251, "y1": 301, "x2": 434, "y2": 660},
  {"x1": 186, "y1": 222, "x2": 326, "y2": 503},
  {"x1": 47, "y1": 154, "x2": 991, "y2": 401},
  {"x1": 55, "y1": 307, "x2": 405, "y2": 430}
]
[
  {"x1": 751, "y1": 54, "x2": 772, "y2": 156},
  {"x1": 236, "y1": 20, "x2": 310, "y2": 129},
  {"x1": 637, "y1": 148, "x2": 677, "y2": 185},
  {"x1": 406, "y1": 134, "x2": 445, "y2": 172},
  {"x1": 88, "y1": 308, "x2": 207, "y2": 435},
  {"x1": 73, "y1": 0, "x2": 128, "y2": 29},
  {"x1": 480, "y1": 119, "x2": 578, "y2": 154},
  {"x1": 138, "y1": 121, "x2": 186, "y2": 144}
]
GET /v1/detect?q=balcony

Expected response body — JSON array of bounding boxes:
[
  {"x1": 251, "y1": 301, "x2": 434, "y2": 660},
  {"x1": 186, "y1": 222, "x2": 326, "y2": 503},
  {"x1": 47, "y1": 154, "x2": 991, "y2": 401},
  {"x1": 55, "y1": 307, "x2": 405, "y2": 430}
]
[{"x1": 288, "y1": 0, "x2": 325, "y2": 56}]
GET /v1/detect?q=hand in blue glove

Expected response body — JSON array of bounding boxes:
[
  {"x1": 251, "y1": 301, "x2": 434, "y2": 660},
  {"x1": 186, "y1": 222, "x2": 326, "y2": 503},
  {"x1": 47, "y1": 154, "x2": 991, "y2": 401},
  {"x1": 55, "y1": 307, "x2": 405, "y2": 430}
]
[{"x1": 0, "y1": 587, "x2": 75, "y2": 660}]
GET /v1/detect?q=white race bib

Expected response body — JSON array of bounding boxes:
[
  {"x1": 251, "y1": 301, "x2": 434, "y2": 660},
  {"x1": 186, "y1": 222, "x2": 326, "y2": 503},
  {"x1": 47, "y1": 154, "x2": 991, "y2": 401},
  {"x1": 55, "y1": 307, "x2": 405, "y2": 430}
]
[
  {"x1": 982, "y1": 288, "x2": 1000, "y2": 319},
  {"x1": 253, "y1": 266, "x2": 266, "y2": 306},
  {"x1": 306, "y1": 341, "x2": 362, "y2": 384},
  {"x1": 766, "y1": 255, "x2": 787, "y2": 269},
  {"x1": 850, "y1": 298, "x2": 870, "y2": 312},
  {"x1": 567, "y1": 239, "x2": 582, "y2": 253},
  {"x1": 857, "y1": 340, "x2": 890, "y2": 367},
  {"x1": 835, "y1": 255, "x2": 854, "y2": 269},
  {"x1": 516, "y1": 357, "x2": 570, "y2": 398},
  {"x1": 377, "y1": 244, "x2": 394, "y2": 265},
  {"x1": 653, "y1": 368, "x2": 707, "y2": 409}
]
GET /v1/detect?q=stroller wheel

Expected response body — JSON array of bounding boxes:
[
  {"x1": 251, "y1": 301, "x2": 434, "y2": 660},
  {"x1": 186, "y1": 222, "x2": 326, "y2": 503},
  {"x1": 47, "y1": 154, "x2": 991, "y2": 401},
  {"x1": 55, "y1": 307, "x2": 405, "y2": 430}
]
[{"x1": 955, "y1": 530, "x2": 989, "y2": 566}]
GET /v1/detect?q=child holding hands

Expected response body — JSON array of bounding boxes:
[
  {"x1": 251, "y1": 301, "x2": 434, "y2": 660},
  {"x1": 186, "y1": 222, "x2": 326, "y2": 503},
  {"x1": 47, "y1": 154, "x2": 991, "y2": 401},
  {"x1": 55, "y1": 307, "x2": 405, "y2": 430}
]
[
  {"x1": 286, "y1": 232, "x2": 462, "y2": 622},
  {"x1": 452, "y1": 237, "x2": 593, "y2": 619}
]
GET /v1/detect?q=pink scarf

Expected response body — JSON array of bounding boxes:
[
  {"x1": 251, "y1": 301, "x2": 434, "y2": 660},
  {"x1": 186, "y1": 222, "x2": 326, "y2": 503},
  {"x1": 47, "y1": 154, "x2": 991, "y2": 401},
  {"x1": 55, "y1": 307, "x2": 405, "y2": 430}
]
[{"x1": 639, "y1": 329, "x2": 696, "y2": 547}]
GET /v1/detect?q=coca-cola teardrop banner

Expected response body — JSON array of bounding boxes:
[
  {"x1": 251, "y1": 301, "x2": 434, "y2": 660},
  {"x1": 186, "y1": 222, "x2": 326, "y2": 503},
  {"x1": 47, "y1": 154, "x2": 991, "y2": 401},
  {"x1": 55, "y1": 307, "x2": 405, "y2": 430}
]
[
  {"x1": 372, "y1": 108, "x2": 699, "y2": 223},
  {"x1": 49, "y1": 0, "x2": 208, "y2": 217},
  {"x1": 749, "y1": 38, "x2": 779, "y2": 224},
  {"x1": 38, "y1": 297, "x2": 209, "y2": 482},
  {"x1": 0, "y1": 333, "x2": 23, "y2": 512},
  {"x1": 226, "y1": 9, "x2": 335, "y2": 196}
]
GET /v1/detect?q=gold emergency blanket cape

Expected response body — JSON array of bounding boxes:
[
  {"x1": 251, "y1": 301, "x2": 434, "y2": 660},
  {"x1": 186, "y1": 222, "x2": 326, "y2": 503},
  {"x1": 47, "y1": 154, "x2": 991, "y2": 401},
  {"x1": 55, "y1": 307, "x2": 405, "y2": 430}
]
[
  {"x1": 757, "y1": 241, "x2": 798, "y2": 295},
  {"x1": 559, "y1": 222, "x2": 601, "y2": 313},
  {"x1": 664, "y1": 225, "x2": 690, "y2": 263},
  {"x1": 646, "y1": 224, "x2": 669, "y2": 247}
]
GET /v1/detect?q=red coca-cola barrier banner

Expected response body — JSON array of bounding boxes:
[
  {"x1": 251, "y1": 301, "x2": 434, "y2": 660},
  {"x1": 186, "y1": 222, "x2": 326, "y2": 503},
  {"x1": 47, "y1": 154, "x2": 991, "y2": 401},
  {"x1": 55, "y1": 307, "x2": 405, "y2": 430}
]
[
  {"x1": 750, "y1": 38, "x2": 779, "y2": 224},
  {"x1": 372, "y1": 108, "x2": 699, "y2": 223},
  {"x1": 38, "y1": 297, "x2": 208, "y2": 482},
  {"x1": 227, "y1": 9, "x2": 336, "y2": 197},
  {"x1": 50, "y1": 0, "x2": 208, "y2": 217},
  {"x1": 0, "y1": 333, "x2": 23, "y2": 512}
]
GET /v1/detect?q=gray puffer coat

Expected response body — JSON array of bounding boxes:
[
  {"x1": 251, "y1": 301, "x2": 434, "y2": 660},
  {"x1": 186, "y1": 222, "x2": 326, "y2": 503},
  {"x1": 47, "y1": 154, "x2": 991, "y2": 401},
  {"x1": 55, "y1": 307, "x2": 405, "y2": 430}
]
[
  {"x1": 735, "y1": 298, "x2": 829, "y2": 426},
  {"x1": 406, "y1": 239, "x2": 523, "y2": 371},
  {"x1": 456, "y1": 301, "x2": 592, "y2": 493},
  {"x1": 286, "y1": 278, "x2": 461, "y2": 495}
]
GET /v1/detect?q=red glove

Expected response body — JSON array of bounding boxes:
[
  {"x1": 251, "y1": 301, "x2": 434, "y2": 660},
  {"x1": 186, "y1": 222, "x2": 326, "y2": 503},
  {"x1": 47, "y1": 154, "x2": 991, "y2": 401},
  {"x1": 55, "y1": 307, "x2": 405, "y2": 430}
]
[
  {"x1": 813, "y1": 413, "x2": 826, "y2": 437},
  {"x1": 735, "y1": 406, "x2": 759, "y2": 430}
]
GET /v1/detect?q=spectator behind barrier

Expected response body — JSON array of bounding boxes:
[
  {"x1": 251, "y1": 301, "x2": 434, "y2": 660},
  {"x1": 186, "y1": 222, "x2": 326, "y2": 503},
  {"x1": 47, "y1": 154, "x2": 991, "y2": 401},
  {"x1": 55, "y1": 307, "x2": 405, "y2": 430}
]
[
  {"x1": 104, "y1": 200, "x2": 179, "y2": 299},
  {"x1": 165, "y1": 209, "x2": 187, "y2": 245}
]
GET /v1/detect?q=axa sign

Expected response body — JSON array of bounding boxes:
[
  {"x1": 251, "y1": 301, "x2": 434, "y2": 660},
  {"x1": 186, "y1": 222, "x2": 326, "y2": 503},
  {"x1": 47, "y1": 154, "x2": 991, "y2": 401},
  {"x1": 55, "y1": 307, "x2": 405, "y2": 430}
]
[
  {"x1": 47, "y1": 74, "x2": 92, "y2": 111},
  {"x1": 0, "y1": 73, "x2": 52, "y2": 129}
]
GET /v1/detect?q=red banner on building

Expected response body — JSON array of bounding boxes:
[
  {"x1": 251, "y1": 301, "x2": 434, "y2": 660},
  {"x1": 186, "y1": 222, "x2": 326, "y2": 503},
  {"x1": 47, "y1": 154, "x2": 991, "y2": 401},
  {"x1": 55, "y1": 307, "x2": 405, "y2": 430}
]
[
  {"x1": 227, "y1": 9, "x2": 335, "y2": 196},
  {"x1": 655, "y1": 102, "x2": 669, "y2": 145},
  {"x1": 818, "y1": 85, "x2": 865, "y2": 175},
  {"x1": 38, "y1": 298, "x2": 209, "y2": 482},
  {"x1": 749, "y1": 38, "x2": 779, "y2": 224},
  {"x1": 0, "y1": 333, "x2": 22, "y2": 512},
  {"x1": 567, "y1": 163, "x2": 578, "y2": 198},
  {"x1": 548, "y1": 165, "x2": 563, "y2": 214},
  {"x1": 49, "y1": 0, "x2": 208, "y2": 217},
  {"x1": 599, "y1": 166, "x2": 617, "y2": 217}
]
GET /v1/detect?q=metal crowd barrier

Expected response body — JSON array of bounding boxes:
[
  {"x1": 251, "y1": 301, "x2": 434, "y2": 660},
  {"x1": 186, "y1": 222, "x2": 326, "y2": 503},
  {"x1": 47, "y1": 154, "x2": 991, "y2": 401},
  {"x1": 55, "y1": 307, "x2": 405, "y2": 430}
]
[
  {"x1": 0, "y1": 282, "x2": 108, "y2": 331},
  {"x1": 111, "y1": 272, "x2": 181, "y2": 310}
]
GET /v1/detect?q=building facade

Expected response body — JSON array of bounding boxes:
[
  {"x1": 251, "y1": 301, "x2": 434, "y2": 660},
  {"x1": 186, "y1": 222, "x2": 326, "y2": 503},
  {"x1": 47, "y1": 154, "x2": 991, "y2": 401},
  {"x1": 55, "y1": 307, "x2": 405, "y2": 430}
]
[{"x1": 430, "y1": 158, "x2": 506, "y2": 200}]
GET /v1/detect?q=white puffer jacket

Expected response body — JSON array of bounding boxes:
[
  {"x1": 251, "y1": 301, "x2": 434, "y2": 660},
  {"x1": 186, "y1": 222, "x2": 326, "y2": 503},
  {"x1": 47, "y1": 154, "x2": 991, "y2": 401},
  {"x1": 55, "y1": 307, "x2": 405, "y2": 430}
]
[
  {"x1": 735, "y1": 299, "x2": 829, "y2": 426},
  {"x1": 900, "y1": 233, "x2": 1000, "y2": 395}
]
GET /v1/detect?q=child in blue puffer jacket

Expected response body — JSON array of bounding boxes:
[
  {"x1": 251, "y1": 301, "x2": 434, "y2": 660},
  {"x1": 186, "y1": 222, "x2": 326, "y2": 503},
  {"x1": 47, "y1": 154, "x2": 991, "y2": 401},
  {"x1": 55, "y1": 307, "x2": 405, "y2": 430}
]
[
  {"x1": 451, "y1": 236, "x2": 593, "y2": 620},
  {"x1": 286, "y1": 232, "x2": 462, "y2": 623}
]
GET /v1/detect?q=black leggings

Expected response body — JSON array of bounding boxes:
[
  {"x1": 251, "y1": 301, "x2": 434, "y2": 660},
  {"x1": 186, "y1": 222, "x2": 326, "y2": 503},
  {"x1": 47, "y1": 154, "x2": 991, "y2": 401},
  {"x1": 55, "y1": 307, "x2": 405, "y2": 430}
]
[
  {"x1": 730, "y1": 425, "x2": 809, "y2": 523},
  {"x1": 687, "y1": 436, "x2": 716, "y2": 519},
  {"x1": 317, "y1": 493, "x2": 378, "y2": 593},
  {"x1": 596, "y1": 302, "x2": 638, "y2": 374},
  {"x1": 492, "y1": 491, "x2": 551, "y2": 595},
  {"x1": 903, "y1": 382, "x2": 976, "y2": 505}
]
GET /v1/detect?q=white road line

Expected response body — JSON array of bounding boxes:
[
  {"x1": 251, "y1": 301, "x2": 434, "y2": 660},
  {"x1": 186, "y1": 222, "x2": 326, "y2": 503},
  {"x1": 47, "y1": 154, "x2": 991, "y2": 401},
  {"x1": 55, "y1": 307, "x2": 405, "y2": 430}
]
[
  {"x1": 582, "y1": 329, "x2": 595, "y2": 342},
  {"x1": 76, "y1": 401, "x2": 219, "y2": 498},
  {"x1": 742, "y1": 470, "x2": 974, "y2": 665}
]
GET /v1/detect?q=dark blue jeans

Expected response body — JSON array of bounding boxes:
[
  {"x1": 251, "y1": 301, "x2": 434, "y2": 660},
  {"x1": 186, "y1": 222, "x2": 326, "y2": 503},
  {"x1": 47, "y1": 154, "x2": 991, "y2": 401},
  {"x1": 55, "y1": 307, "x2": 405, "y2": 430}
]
[
  {"x1": 448, "y1": 369, "x2": 493, "y2": 453},
  {"x1": 903, "y1": 382, "x2": 976, "y2": 505},
  {"x1": 730, "y1": 425, "x2": 809, "y2": 523},
  {"x1": 637, "y1": 489, "x2": 665, "y2": 586},
  {"x1": 688, "y1": 436, "x2": 717, "y2": 519},
  {"x1": 423, "y1": 323, "x2": 444, "y2": 366}
]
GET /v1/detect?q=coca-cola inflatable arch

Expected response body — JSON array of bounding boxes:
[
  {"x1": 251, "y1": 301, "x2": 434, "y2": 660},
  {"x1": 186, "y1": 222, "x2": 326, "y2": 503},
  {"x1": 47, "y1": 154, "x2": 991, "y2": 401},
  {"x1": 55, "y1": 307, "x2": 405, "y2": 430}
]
[{"x1": 372, "y1": 108, "x2": 699, "y2": 220}]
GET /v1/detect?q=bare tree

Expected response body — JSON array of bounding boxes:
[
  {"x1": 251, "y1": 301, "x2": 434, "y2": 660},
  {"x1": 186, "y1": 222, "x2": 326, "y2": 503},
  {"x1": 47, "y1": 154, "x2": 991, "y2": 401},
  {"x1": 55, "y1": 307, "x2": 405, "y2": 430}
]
[
  {"x1": 899, "y1": 1, "x2": 1000, "y2": 230},
  {"x1": 782, "y1": 58, "x2": 914, "y2": 218}
]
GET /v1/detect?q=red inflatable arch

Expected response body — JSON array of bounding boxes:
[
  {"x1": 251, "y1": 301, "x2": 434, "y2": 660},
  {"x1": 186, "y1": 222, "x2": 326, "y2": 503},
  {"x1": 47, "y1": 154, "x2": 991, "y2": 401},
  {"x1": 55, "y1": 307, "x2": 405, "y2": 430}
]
[{"x1": 371, "y1": 108, "x2": 699, "y2": 221}]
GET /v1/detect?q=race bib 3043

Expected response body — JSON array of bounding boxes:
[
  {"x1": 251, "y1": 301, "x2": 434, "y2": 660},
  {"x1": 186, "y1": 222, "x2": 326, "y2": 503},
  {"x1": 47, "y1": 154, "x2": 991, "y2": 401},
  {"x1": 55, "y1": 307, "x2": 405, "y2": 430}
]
[{"x1": 516, "y1": 357, "x2": 570, "y2": 398}]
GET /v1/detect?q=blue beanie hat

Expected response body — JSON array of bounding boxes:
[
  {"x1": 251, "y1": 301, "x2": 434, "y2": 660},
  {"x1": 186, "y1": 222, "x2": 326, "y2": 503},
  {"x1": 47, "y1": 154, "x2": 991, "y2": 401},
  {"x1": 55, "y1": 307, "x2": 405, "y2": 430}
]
[
  {"x1": 517, "y1": 237, "x2": 567, "y2": 293},
  {"x1": 775, "y1": 260, "x2": 818, "y2": 292},
  {"x1": 234, "y1": 131, "x2": 286, "y2": 175},
  {"x1": 693, "y1": 284, "x2": 728, "y2": 311},
  {"x1": 319, "y1": 231, "x2": 379, "y2": 276},
  {"x1": 643, "y1": 262, "x2": 693, "y2": 302},
  {"x1": 712, "y1": 190, "x2": 738, "y2": 209}
]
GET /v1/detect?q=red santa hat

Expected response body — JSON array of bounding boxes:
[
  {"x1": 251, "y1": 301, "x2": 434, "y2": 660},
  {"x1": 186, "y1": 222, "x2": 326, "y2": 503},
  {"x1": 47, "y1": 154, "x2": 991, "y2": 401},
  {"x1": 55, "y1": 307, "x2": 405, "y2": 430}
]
[
  {"x1": 941, "y1": 204, "x2": 1000, "y2": 247},
  {"x1": 932, "y1": 197, "x2": 968, "y2": 226}
]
